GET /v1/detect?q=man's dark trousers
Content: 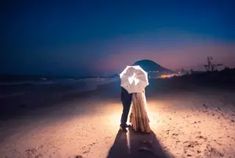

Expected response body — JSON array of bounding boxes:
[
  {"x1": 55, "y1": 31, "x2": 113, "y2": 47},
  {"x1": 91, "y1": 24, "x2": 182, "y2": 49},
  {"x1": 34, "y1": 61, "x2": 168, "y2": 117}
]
[{"x1": 120, "y1": 87, "x2": 132, "y2": 126}]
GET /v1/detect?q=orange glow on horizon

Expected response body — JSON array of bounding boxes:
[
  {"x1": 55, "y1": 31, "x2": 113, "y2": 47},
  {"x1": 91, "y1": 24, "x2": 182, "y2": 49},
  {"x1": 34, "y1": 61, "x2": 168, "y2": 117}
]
[{"x1": 160, "y1": 73, "x2": 177, "y2": 79}]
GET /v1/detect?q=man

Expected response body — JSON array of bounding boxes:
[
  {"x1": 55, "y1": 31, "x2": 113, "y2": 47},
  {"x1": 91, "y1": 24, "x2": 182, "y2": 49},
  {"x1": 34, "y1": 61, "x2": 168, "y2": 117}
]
[{"x1": 120, "y1": 87, "x2": 132, "y2": 131}]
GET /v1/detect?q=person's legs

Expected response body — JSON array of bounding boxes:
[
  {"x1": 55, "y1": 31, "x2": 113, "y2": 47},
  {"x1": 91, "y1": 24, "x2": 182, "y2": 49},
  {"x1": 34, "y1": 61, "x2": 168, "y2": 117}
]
[{"x1": 120, "y1": 88, "x2": 132, "y2": 128}]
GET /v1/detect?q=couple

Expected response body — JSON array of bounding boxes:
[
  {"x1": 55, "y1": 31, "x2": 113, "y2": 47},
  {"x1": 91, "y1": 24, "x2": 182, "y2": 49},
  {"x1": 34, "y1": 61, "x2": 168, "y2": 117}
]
[{"x1": 120, "y1": 87, "x2": 151, "y2": 133}]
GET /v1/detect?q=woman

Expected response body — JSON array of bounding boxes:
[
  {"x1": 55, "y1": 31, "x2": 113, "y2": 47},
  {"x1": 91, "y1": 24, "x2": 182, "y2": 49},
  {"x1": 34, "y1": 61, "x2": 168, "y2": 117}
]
[{"x1": 130, "y1": 91, "x2": 151, "y2": 133}]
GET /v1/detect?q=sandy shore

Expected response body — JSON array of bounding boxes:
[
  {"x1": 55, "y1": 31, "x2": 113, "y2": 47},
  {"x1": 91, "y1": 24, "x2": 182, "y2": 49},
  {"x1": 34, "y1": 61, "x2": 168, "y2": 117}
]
[{"x1": 0, "y1": 82, "x2": 235, "y2": 158}]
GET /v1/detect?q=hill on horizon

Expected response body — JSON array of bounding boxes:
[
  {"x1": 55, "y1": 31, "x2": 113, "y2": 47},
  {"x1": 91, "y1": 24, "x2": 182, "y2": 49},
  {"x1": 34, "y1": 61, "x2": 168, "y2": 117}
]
[{"x1": 134, "y1": 59, "x2": 173, "y2": 73}]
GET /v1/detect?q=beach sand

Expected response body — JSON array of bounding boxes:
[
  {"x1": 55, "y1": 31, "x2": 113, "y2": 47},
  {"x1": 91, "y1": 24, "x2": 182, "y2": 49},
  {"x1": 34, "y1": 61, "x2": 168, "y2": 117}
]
[{"x1": 0, "y1": 81, "x2": 235, "y2": 158}]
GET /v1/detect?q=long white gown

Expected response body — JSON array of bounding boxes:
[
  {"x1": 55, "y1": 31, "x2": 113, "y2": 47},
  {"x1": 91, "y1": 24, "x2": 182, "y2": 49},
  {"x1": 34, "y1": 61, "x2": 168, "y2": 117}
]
[{"x1": 130, "y1": 92, "x2": 151, "y2": 133}]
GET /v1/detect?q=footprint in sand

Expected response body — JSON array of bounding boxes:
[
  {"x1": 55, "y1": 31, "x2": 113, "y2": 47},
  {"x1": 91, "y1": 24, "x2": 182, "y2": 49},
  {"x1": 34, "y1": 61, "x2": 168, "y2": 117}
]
[
  {"x1": 192, "y1": 121, "x2": 201, "y2": 124},
  {"x1": 204, "y1": 144, "x2": 224, "y2": 157},
  {"x1": 196, "y1": 135, "x2": 207, "y2": 142},
  {"x1": 172, "y1": 133, "x2": 179, "y2": 137},
  {"x1": 25, "y1": 148, "x2": 43, "y2": 158},
  {"x1": 165, "y1": 129, "x2": 170, "y2": 135},
  {"x1": 183, "y1": 141, "x2": 201, "y2": 157},
  {"x1": 81, "y1": 142, "x2": 97, "y2": 155}
]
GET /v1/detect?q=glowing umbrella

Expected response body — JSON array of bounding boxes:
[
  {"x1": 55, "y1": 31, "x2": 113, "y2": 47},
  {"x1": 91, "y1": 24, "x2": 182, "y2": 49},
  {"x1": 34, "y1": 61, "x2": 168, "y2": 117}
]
[{"x1": 120, "y1": 65, "x2": 149, "y2": 94}]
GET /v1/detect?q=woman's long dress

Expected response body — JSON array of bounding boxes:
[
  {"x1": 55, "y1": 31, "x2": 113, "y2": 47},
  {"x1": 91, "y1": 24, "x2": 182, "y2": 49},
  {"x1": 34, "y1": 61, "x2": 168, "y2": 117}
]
[{"x1": 130, "y1": 92, "x2": 151, "y2": 133}]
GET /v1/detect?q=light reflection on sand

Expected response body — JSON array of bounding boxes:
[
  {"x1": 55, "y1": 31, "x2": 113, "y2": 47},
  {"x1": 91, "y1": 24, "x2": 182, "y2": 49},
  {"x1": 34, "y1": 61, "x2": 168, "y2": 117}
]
[{"x1": 0, "y1": 92, "x2": 235, "y2": 157}]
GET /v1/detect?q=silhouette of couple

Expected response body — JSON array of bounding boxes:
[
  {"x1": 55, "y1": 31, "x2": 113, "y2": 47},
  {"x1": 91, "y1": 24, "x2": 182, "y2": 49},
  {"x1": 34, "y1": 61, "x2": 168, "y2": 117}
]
[
  {"x1": 108, "y1": 88, "x2": 170, "y2": 158},
  {"x1": 120, "y1": 87, "x2": 151, "y2": 133}
]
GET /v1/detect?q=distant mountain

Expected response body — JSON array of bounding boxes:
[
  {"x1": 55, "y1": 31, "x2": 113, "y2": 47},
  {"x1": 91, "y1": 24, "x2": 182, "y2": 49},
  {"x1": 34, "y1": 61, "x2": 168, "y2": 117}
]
[
  {"x1": 134, "y1": 59, "x2": 173, "y2": 73},
  {"x1": 133, "y1": 59, "x2": 174, "y2": 78}
]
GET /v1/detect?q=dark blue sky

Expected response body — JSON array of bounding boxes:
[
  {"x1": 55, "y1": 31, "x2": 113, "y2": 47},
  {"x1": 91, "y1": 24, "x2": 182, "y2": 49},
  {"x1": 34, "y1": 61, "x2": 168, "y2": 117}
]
[{"x1": 1, "y1": 0, "x2": 235, "y2": 76}]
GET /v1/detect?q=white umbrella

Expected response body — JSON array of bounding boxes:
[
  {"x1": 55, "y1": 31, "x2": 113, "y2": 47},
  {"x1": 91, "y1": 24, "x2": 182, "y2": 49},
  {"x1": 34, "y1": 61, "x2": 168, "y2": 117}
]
[{"x1": 120, "y1": 65, "x2": 149, "y2": 94}]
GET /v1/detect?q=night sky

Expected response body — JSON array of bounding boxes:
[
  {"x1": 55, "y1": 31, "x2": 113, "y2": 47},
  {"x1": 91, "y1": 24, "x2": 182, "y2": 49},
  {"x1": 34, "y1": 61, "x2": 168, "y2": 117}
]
[{"x1": 1, "y1": 0, "x2": 235, "y2": 76}]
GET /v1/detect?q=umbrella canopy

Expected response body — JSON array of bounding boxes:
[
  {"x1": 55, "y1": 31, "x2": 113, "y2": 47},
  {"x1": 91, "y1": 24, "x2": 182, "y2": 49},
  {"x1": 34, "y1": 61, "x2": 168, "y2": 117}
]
[{"x1": 120, "y1": 65, "x2": 149, "y2": 94}]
